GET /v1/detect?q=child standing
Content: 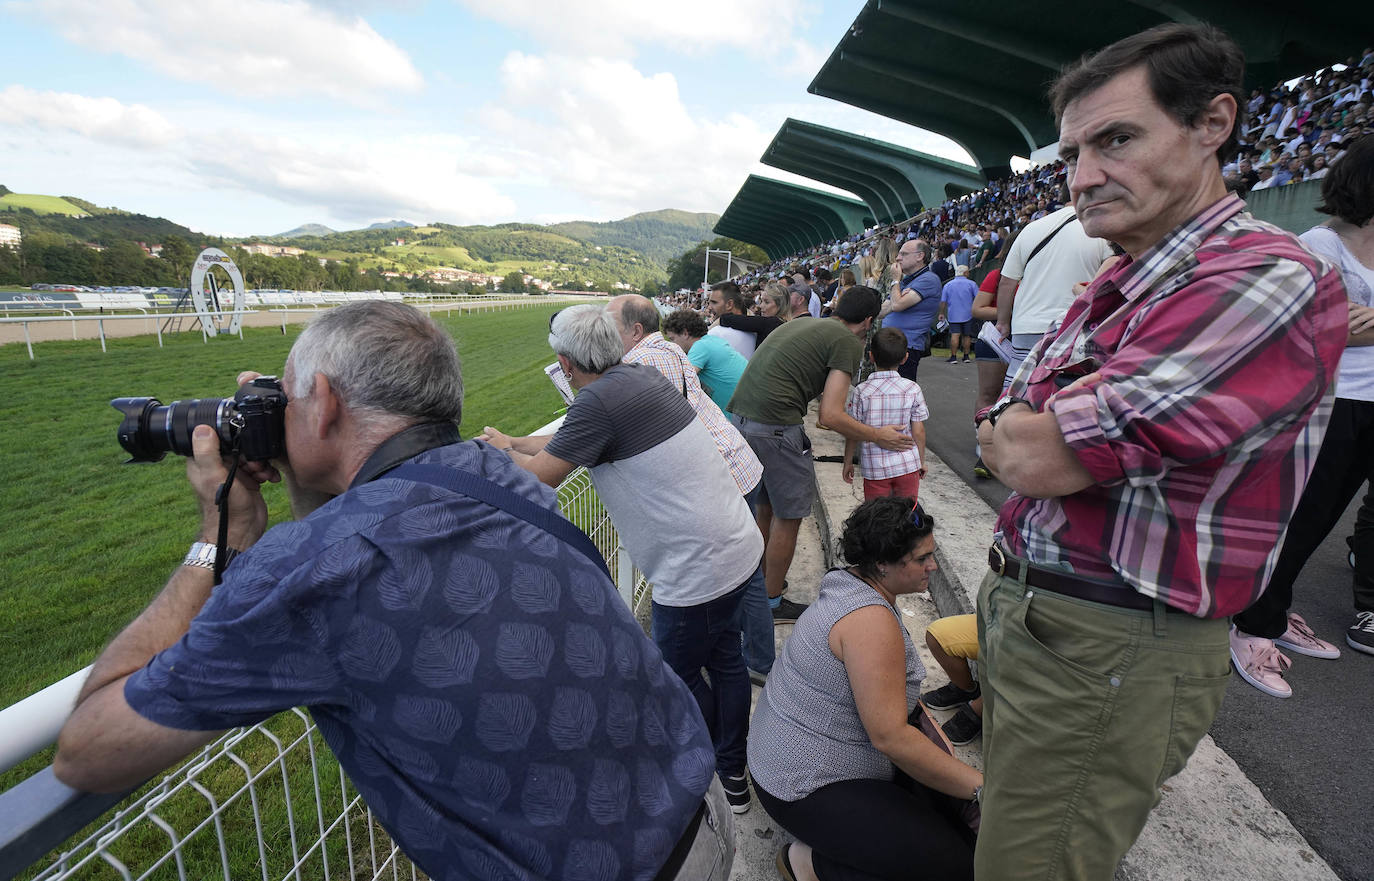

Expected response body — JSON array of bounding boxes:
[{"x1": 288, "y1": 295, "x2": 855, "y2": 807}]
[{"x1": 842, "y1": 327, "x2": 929, "y2": 502}]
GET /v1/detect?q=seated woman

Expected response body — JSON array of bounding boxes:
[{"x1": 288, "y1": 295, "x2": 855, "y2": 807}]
[{"x1": 748, "y1": 497, "x2": 981, "y2": 881}]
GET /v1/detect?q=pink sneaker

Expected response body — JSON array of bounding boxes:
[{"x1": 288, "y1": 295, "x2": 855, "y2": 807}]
[
  {"x1": 1274, "y1": 612, "x2": 1341, "y2": 659},
  {"x1": 1229, "y1": 628, "x2": 1293, "y2": 698}
]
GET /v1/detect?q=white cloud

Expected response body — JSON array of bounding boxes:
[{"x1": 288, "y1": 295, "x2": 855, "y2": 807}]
[
  {"x1": 14, "y1": 0, "x2": 423, "y2": 102},
  {"x1": 186, "y1": 132, "x2": 517, "y2": 225},
  {"x1": 0, "y1": 81, "x2": 516, "y2": 228},
  {"x1": 0, "y1": 85, "x2": 180, "y2": 147},
  {"x1": 780, "y1": 37, "x2": 828, "y2": 78},
  {"x1": 468, "y1": 52, "x2": 770, "y2": 217},
  {"x1": 454, "y1": 0, "x2": 812, "y2": 56}
]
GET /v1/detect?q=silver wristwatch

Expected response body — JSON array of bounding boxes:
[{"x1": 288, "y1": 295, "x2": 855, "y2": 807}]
[{"x1": 183, "y1": 541, "x2": 239, "y2": 570}]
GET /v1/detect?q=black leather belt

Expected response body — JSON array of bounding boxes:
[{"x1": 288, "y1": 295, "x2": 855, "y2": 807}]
[{"x1": 988, "y1": 545, "x2": 1161, "y2": 613}]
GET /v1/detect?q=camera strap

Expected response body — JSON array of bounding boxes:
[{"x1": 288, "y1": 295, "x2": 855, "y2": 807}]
[
  {"x1": 388, "y1": 463, "x2": 612, "y2": 582},
  {"x1": 212, "y1": 436, "x2": 243, "y2": 586}
]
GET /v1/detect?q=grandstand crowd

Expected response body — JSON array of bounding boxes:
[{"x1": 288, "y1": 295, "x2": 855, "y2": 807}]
[
  {"x1": 45, "y1": 23, "x2": 1373, "y2": 881},
  {"x1": 681, "y1": 47, "x2": 1374, "y2": 312}
]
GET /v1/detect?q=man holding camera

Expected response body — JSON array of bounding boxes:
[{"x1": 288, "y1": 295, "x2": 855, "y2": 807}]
[{"x1": 55, "y1": 301, "x2": 734, "y2": 881}]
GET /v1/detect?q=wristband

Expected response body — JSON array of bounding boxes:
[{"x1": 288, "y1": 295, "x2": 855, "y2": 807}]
[
  {"x1": 986, "y1": 396, "x2": 1032, "y2": 429},
  {"x1": 183, "y1": 541, "x2": 240, "y2": 571}
]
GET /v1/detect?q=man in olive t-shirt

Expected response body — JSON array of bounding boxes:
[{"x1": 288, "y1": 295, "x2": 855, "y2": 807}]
[{"x1": 727, "y1": 286, "x2": 915, "y2": 622}]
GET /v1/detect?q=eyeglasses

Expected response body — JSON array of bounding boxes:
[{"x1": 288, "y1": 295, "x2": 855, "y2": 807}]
[
  {"x1": 549, "y1": 308, "x2": 564, "y2": 332},
  {"x1": 910, "y1": 503, "x2": 933, "y2": 529}
]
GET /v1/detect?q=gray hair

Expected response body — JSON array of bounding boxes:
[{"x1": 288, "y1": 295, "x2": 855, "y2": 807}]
[
  {"x1": 288, "y1": 300, "x2": 463, "y2": 425},
  {"x1": 549, "y1": 304, "x2": 624, "y2": 375}
]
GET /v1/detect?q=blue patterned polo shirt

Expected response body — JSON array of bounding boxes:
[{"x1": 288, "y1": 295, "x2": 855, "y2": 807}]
[{"x1": 125, "y1": 439, "x2": 714, "y2": 881}]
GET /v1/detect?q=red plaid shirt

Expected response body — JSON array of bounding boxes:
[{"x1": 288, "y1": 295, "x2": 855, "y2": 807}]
[{"x1": 997, "y1": 194, "x2": 1348, "y2": 618}]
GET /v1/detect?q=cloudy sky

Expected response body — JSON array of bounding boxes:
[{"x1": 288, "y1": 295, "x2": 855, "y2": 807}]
[{"x1": 0, "y1": 0, "x2": 977, "y2": 237}]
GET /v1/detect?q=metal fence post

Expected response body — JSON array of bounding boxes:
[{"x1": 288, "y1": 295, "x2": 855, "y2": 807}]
[{"x1": 616, "y1": 546, "x2": 634, "y2": 608}]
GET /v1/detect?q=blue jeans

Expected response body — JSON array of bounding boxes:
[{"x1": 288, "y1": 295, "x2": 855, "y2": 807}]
[
  {"x1": 652, "y1": 582, "x2": 751, "y2": 779},
  {"x1": 741, "y1": 484, "x2": 774, "y2": 675}
]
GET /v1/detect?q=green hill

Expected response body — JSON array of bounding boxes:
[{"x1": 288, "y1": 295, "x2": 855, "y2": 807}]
[
  {"x1": 0, "y1": 192, "x2": 91, "y2": 217},
  {"x1": 1, "y1": 189, "x2": 721, "y2": 293},
  {"x1": 548, "y1": 209, "x2": 719, "y2": 266},
  {"x1": 61, "y1": 196, "x2": 127, "y2": 216}
]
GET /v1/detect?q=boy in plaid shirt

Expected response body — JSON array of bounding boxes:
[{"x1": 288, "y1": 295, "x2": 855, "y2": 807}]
[{"x1": 842, "y1": 327, "x2": 929, "y2": 502}]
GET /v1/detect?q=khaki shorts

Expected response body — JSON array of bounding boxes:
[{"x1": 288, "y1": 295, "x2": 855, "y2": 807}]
[
  {"x1": 731, "y1": 416, "x2": 815, "y2": 521},
  {"x1": 926, "y1": 613, "x2": 978, "y2": 660}
]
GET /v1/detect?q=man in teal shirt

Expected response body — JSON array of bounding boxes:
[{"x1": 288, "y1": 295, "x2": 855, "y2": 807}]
[{"x1": 662, "y1": 309, "x2": 748, "y2": 415}]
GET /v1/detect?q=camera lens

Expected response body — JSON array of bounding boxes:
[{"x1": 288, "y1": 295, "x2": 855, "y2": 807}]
[{"x1": 111, "y1": 397, "x2": 232, "y2": 463}]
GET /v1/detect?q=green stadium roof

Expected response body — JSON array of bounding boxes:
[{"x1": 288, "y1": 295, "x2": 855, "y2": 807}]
[
  {"x1": 715, "y1": 175, "x2": 875, "y2": 260},
  {"x1": 809, "y1": 0, "x2": 1374, "y2": 177},
  {"x1": 761, "y1": 118, "x2": 986, "y2": 224}
]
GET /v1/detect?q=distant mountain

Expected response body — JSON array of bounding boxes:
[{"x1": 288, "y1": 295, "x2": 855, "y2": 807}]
[
  {"x1": 3, "y1": 189, "x2": 726, "y2": 294},
  {"x1": 275, "y1": 223, "x2": 337, "y2": 238},
  {"x1": 549, "y1": 209, "x2": 719, "y2": 267}
]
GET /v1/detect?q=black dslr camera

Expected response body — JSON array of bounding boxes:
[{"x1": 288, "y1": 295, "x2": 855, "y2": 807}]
[{"x1": 112, "y1": 377, "x2": 288, "y2": 463}]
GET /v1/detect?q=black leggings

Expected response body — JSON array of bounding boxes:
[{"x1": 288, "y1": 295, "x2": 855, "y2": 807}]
[
  {"x1": 1235, "y1": 398, "x2": 1374, "y2": 636},
  {"x1": 755, "y1": 773, "x2": 973, "y2": 881}
]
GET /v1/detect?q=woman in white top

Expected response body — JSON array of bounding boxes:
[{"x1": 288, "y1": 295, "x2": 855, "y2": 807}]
[{"x1": 1230, "y1": 134, "x2": 1374, "y2": 696}]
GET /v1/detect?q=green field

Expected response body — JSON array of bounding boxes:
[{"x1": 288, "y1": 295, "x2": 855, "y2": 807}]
[
  {"x1": 388, "y1": 243, "x2": 478, "y2": 265},
  {"x1": 0, "y1": 192, "x2": 90, "y2": 216},
  {"x1": 0, "y1": 303, "x2": 580, "y2": 711}
]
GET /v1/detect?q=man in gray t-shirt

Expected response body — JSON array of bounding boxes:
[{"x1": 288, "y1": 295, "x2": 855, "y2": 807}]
[{"x1": 482, "y1": 305, "x2": 763, "y2": 814}]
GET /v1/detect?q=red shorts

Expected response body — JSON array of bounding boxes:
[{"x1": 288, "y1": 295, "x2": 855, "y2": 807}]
[{"x1": 862, "y1": 470, "x2": 921, "y2": 504}]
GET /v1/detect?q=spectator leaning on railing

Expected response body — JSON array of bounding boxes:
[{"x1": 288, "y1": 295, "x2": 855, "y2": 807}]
[
  {"x1": 53, "y1": 301, "x2": 734, "y2": 881},
  {"x1": 482, "y1": 304, "x2": 764, "y2": 817}
]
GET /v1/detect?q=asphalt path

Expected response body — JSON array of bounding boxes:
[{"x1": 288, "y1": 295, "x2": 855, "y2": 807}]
[{"x1": 913, "y1": 357, "x2": 1371, "y2": 881}]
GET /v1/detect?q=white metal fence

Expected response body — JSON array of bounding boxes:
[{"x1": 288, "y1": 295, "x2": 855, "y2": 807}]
[
  {"x1": 0, "y1": 295, "x2": 593, "y2": 360},
  {"x1": 0, "y1": 465, "x2": 648, "y2": 881}
]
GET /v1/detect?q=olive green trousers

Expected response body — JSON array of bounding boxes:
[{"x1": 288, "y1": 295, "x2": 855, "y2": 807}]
[{"x1": 974, "y1": 565, "x2": 1231, "y2": 881}]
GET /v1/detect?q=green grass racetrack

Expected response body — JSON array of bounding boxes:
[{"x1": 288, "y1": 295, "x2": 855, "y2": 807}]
[{"x1": 0, "y1": 303, "x2": 576, "y2": 710}]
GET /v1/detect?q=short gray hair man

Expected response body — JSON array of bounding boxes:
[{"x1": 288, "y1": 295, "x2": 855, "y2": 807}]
[
  {"x1": 289, "y1": 300, "x2": 463, "y2": 426},
  {"x1": 549, "y1": 304, "x2": 623, "y2": 375}
]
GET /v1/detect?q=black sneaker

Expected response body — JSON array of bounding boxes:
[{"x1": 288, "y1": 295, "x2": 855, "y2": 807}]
[
  {"x1": 942, "y1": 705, "x2": 983, "y2": 746},
  {"x1": 962, "y1": 355, "x2": 972, "y2": 363},
  {"x1": 721, "y1": 773, "x2": 751, "y2": 814},
  {"x1": 973, "y1": 458, "x2": 992, "y2": 480},
  {"x1": 772, "y1": 597, "x2": 809, "y2": 623},
  {"x1": 1347, "y1": 611, "x2": 1374, "y2": 656},
  {"x1": 945, "y1": 356, "x2": 958, "y2": 363},
  {"x1": 921, "y1": 681, "x2": 980, "y2": 710}
]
